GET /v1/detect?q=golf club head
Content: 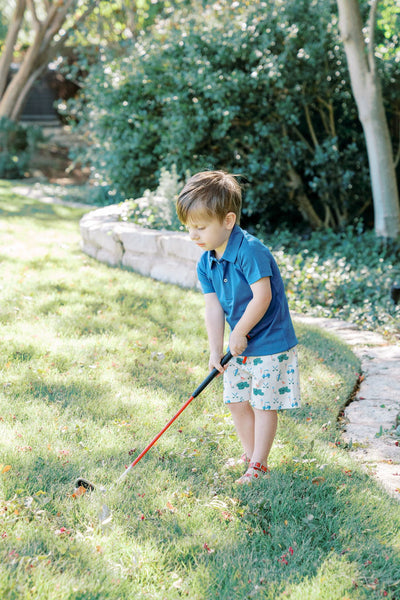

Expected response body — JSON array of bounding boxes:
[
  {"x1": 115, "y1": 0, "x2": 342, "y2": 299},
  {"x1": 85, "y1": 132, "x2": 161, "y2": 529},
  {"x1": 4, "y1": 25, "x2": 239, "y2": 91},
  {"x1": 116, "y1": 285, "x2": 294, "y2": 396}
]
[{"x1": 74, "y1": 477, "x2": 95, "y2": 491}]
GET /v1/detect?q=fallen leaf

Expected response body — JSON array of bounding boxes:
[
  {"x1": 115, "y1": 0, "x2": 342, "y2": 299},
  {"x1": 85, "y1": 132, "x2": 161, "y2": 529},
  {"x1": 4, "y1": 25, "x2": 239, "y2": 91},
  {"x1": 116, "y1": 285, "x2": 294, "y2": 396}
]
[
  {"x1": 312, "y1": 476, "x2": 326, "y2": 485},
  {"x1": 1, "y1": 465, "x2": 11, "y2": 474},
  {"x1": 221, "y1": 511, "x2": 233, "y2": 521}
]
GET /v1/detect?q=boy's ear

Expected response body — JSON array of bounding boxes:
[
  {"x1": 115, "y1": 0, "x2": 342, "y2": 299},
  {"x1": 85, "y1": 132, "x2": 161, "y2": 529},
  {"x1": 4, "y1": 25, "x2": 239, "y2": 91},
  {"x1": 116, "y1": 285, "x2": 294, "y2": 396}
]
[{"x1": 225, "y1": 212, "x2": 237, "y2": 230}]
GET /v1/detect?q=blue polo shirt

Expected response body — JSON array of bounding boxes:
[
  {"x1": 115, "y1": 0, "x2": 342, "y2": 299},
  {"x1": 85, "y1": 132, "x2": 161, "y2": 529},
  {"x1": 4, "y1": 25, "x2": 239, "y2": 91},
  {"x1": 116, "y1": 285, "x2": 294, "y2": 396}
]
[{"x1": 197, "y1": 225, "x2": 297, "y2": 356}]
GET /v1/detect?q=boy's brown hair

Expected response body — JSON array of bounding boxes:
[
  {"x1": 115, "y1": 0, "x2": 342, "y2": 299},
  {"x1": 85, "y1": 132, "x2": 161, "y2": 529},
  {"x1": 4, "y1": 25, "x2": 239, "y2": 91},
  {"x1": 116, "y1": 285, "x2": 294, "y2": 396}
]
[{"x1": 176, "y1": 171, "x2": 242, "y2": 225}]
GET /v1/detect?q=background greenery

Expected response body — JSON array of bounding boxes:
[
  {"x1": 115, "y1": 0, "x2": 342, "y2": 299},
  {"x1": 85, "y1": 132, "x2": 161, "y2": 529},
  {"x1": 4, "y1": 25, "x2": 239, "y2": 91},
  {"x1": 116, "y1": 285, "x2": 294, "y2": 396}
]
[
  {"x1": 64, "y1": 0, "x2": 400, "y2": 233},
  {"x1": 1, "y1": 184, "x2": 400, "y2": 599},
  {"x1": 0, "y1": 118, "x2": 43, "y2": 179},
  {"x1": 1, "y1": 2, "x2": 399, "y2": 597},
  {"x1": 7, "y1": 177, "x2": 400, "y2": 336}
]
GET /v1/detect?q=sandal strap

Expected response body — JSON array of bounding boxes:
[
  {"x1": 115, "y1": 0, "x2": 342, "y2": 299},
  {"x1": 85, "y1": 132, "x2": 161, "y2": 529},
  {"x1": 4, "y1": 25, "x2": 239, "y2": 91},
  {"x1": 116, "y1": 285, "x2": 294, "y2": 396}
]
[
  {"x1": 235, "y1": 463, "x2": 270, "y2": 484},
  {"x1": 249, "y1": 461, "x2": 268, "y2": 473}
]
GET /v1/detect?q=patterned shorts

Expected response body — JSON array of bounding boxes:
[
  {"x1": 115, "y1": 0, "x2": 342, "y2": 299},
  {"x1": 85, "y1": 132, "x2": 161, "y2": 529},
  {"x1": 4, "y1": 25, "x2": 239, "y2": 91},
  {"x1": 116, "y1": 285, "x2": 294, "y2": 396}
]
[{"x1": 223, "y1": 346, "x2": 301, "y2": 411}]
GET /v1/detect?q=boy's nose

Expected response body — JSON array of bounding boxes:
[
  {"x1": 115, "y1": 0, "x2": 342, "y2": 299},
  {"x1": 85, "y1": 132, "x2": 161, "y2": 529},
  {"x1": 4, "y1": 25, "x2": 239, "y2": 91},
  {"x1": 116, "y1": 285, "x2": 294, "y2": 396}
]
[{"x1": 189, "y1": 230, "x2": 199, "y2": 240}]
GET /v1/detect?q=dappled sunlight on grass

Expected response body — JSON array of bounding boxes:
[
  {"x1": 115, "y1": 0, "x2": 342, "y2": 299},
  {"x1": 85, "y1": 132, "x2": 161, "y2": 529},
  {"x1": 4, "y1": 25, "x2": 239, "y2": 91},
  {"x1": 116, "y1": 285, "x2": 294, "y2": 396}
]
[
  {"x1": 1, "y1": 186, "x2": 400, "y2": 599},
  {"x1": 0, "y1": 184, "x2": 88, "y2": 224}
]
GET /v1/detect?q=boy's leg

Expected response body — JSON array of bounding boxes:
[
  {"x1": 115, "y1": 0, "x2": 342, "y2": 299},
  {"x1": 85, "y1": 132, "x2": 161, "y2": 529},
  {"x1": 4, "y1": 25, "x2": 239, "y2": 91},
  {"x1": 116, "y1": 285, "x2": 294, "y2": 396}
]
[
  {"x1": 228, "y1": 402, "x2": 255, "y2": 459},
  {"x1": 251, "y1": 409, "x2": 277, "y2": 467}
]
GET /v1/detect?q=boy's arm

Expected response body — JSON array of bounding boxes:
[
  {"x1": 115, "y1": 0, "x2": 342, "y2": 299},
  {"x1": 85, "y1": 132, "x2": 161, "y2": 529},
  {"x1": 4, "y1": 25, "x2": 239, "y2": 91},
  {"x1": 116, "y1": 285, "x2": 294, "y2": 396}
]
[
  {"x1": 204, "y1": 292, "x2": 226, "y2": 373},
  {"x1": 230, "y1": 277, "x2": 272, "y2": 356}
]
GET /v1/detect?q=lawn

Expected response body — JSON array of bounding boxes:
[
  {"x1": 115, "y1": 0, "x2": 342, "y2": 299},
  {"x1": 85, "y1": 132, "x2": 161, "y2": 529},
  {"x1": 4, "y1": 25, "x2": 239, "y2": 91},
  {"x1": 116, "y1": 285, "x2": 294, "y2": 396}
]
[{"x1": 1, "y1": 181, "x2": 399, "y2": 600}]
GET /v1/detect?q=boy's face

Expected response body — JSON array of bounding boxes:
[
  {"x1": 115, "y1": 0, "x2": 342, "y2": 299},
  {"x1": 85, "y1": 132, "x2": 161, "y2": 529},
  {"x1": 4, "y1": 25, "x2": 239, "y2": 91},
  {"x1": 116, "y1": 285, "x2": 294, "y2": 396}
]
[{"x1": 186, "y1": 212, "x2": 236, "y2": 259}]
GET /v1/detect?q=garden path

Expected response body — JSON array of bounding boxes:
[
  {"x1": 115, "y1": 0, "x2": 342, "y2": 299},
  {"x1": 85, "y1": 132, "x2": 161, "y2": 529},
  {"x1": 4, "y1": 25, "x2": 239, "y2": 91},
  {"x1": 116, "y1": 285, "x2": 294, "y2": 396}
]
[{"x1": 294, "y1": 314, "x2": 400, "y2": 500}]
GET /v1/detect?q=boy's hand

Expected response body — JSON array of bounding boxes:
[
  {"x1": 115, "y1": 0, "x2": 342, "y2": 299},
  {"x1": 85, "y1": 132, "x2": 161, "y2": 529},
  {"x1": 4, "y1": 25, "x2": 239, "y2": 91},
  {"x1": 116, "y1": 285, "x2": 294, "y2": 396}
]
[
  {"x1": 209, "y1": 351, "x2": 225, "y2": 374},
  {"x1": 229, "y1": 330, "x2": 248, "y2": 357}
]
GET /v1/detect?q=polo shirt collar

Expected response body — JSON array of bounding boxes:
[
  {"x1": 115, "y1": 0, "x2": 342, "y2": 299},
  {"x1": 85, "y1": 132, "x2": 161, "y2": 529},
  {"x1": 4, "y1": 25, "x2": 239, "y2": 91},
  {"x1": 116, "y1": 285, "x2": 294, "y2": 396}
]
[{"x1": 208, "y1": 225, "x2": 243, "y2": 267}]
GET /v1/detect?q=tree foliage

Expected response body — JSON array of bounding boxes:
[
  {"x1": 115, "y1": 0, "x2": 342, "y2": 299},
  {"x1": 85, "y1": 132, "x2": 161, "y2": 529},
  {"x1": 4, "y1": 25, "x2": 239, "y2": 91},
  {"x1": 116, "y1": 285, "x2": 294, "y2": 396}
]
[
  {"x1": 0, "y1": 0, "x2": 173, "y2": 121},
  {"x1": 68, "y1": 0, "x2": 400, "y2": 232},
  {"x1": 0, "y1": 115, "x2": 42, "y2": 177}
]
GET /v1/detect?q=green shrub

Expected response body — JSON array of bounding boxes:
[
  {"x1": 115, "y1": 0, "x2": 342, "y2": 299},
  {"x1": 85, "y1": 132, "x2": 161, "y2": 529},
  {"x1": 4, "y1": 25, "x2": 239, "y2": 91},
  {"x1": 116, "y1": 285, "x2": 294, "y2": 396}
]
[
  {"x1": 66, "y1": 0, "x2": 399, "y2": 232},
  {"x1": 266, "y1": 223, "x2": 400, "y2": 335},
  {"x1": 0, "y1": 117, "x2": 43, "y2": 179},
  {"x1": 120, "y1": 165, "x2": 185, "y2": 230}
]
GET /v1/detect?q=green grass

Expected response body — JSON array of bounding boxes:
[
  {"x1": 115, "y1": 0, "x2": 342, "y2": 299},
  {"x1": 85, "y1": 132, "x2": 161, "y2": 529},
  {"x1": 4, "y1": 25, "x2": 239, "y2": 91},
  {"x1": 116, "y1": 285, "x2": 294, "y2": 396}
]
[{"x1": 1, "y1": 180, "x2": 400, "y2": 600}]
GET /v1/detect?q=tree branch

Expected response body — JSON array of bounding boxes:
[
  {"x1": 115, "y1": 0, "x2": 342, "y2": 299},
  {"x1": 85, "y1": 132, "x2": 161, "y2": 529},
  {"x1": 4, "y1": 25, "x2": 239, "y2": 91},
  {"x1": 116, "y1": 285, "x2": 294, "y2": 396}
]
[
  {"x1": 42, "y1": 0, "x2": 76, "y2": 48},
  {"x1": 304, "y1": 103, "x2": 319, "y2": 148},
  {"x1": 317, "y1": 97, "x2": 336, "y2": 137},
  {"x1": 0, "y1": 0, "x2": 26, "y2": 99},
  {"x1": 32, "y1": 0, "x2": 99, "y2": 76},
  {"x1": 45, "y1": 0, "x2": 100, "y2": 57},
  {"x1": 10, "y1": 61, "x2": 48, "y2": 120},
  {"x1": 287, "y1": 164, "x2": 324, "y2": 229},
  {"x1": 27, "y1": 0, "x2": 42, "y2": 29},
  {"x1": 291, "y1": 125, "x2": 314, "y2": 154}
]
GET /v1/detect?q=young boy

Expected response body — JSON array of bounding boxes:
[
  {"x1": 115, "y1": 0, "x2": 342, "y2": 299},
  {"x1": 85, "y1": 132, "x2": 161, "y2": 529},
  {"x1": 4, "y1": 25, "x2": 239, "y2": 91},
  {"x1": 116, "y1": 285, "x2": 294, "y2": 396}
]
[{"x1": 176, "y1": 171, "x2": 300, "y2": 483}]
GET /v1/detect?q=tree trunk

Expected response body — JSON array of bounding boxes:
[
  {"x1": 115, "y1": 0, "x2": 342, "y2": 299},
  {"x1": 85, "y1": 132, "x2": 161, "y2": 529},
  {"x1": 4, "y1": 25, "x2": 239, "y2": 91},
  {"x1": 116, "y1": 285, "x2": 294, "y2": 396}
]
[
  {"x1": 0, "y1": 23, "x2": 47, "y2": 119},
  {"x1": 10, "y1": 62, "x2": 49, "y2": 121},
  {"x1": 337, "y1": 0, "x2": 400, "y2": 239},
  {"x1": 362, "y1": 79, "x2": 400, "y2": 239},
  {"x1": 0, "y1": 0, "x2": 98, "y2": 121},
  {"x1": 0, "y1": 0, "x2": 27, "y2": 99},
  {"x1": 287, "y1": 165, "x2": 324, "y2": 229}
]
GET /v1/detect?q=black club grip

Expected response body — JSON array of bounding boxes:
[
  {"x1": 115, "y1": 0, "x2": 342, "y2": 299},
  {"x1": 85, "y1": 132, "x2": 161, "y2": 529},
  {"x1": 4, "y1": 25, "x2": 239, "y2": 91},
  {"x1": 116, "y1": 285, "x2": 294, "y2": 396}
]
[{"x1": 191, "y1": 351, "x2": 233, "y2": 398}]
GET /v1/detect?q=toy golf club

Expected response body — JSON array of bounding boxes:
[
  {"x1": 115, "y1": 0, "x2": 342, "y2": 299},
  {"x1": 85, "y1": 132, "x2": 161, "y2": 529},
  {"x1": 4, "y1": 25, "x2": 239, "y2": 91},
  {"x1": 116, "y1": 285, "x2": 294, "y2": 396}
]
[{"x1": 74, "y1": 351, "x2": 233, "y2": 505}]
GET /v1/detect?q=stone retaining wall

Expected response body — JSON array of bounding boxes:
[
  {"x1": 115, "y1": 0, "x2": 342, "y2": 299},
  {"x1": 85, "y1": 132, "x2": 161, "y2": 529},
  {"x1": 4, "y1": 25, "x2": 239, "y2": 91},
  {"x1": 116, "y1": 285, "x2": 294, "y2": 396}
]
[{"x1": 80, "y1": 204, "x2": 202, "y2": 288}]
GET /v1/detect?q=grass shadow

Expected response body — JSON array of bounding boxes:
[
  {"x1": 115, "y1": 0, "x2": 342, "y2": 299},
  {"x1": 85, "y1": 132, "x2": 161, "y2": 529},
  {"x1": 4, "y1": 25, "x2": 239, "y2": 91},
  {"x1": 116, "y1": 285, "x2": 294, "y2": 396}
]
[{"x1": 0, "y1": 191, "x2": 88, "y2": 223}]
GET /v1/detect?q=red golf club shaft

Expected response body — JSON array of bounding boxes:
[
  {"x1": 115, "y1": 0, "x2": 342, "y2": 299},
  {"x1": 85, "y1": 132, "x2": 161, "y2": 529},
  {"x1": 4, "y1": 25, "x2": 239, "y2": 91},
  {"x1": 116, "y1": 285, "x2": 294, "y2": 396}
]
[{"x1": 117, "y1": 351, "x2": 232, "y2": 483}]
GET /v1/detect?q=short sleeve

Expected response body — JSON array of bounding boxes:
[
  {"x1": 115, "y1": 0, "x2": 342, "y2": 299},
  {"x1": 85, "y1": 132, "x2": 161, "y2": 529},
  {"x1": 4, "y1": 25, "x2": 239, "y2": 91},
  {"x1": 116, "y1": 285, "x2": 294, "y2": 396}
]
[
  {"x1": 238, "y1": 238, "x2": 273, "y2": 285},
  {"x1": 197, "y1": 254, "x2": 215, "y2": 294}
]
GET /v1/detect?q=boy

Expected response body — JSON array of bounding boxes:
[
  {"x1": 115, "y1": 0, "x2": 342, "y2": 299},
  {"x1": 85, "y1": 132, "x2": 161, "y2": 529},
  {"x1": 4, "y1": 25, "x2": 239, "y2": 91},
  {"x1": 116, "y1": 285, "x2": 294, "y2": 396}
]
[{"x1": 176, "y1": 171, "x2": 300, "y2": 483}]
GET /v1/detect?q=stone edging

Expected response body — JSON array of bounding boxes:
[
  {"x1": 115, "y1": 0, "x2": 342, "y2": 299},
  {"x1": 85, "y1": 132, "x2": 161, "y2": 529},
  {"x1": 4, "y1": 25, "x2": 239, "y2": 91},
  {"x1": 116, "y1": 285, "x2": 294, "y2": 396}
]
[
  {"x1": 294, "y1": 314, "x2": 400, "y2": 500},
  {"x1": 79, "y1": 204, "x2": 202, "y2": 288}
]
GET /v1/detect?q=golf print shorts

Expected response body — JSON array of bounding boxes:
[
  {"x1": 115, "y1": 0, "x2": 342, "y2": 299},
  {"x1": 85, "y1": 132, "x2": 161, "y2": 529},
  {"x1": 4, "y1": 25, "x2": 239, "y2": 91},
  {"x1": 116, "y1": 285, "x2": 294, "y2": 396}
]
[{"x1": 223, "y1": 346, "x2": 301, "y2": 411}]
